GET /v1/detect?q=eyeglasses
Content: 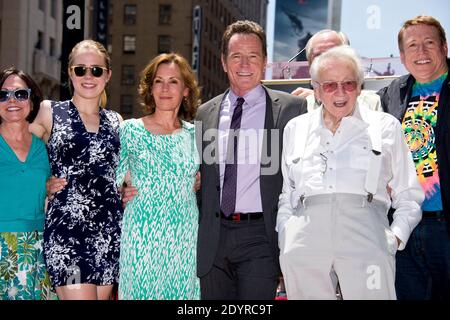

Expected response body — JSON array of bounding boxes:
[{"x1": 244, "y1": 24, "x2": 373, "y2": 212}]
[
  {"x1": 0, "y1": 88, "x2": 31, "y2": 102},
  {"x1": 70, "y1": 66, "x2": 108, "y2": 78},
  {"x1": 313, "y1": 80, "x2": 358, "y2": 93}
]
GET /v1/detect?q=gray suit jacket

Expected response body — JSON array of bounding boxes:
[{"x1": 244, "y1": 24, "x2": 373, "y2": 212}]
[{"x1": 195, "y1": 85, "x2": 307, "y2": 277}]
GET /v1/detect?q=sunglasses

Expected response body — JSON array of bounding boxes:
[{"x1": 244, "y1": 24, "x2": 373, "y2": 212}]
[
  {"x1": 70, "y1": 66, "x2": 108, "y2": 78},
  {"x1": 0, "y1": 88, "x2": 31, "y2": 102},
  {"x1": 314, "y1": 80, "x2": 358, "y2": 93}
]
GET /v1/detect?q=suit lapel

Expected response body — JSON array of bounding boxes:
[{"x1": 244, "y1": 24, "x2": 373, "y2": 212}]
[
  {"x1": 264, "y1": 86, "x2": 281, "y2": 129},
  {"x1": 208, "y1": 92, "x2": 227, "y2": 181},
  {"x1": 261, "y1": 88, "x2": 276, "y2": 171},
  {"x1": 436, "y1": 74, "x2": 450, "y2": 138},
  {"x1": 207, "y1": 97, "x2": 222, "y2": 130},
  {"x1": 395, "y1": 76, "x2": 414, "y2": 121},
  {"x1": 260, "y1": 87, "x2": 278, "y2": 214}
]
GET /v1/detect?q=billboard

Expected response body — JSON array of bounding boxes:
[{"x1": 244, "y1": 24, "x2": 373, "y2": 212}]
[{"x1": 273, "y1": 0, "x2": 329, "y2": 63}]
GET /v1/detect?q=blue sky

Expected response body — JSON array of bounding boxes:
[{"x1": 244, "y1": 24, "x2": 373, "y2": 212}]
[
  {"x1": 267, "y1": 0, "x2": 450, "y2": 62},
  {"x1": 341, "y1": 0, "x2": 450, "y2": 58}
]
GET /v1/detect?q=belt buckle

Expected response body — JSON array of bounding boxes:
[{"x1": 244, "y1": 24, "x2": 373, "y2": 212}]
[{"x1": 232, "y1": 213, "x2": 241, "y2": 221}]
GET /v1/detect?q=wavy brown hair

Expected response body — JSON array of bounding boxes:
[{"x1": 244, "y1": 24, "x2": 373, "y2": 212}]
[
  {"x1": 138, "y1": 53, "x2": 200, "y2": 121},
  {"x1": 0, "y1": 66, "x2": 43, "y2": 123}
]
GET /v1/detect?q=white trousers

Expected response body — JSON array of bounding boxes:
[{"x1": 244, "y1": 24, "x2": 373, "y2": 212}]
[{"x1": 279, "y1": 193, "x2": 397, "y2": 300}]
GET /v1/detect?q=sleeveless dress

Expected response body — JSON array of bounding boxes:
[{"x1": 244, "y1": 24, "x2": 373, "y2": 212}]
[
  {"x1": 43, "y1": 100, "x2": 123, "y2": 289},
  {"x1": 0, "y1": 135, "x2": 56, "y2": 300},
  {"x1": 116, "y1": 118, "x2": 200, "y2": 300}
]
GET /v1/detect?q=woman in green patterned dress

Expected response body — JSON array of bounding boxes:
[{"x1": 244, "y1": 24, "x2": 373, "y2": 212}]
[
  {"x1": 116, "y1": 53, "x2": 201, "y2": 300},
  {"x1": 0, "y1": 67, "x2": 56, "y2": 300}
]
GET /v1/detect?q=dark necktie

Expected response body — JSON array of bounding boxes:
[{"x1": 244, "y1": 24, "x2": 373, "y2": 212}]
[{"x1": 221, "y1": 97, "x2": 245, "y2": 217}]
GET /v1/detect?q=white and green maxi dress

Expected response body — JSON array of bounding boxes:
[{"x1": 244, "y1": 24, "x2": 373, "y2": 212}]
[{"x1": 116, "y1": 118, "x2": 200, "y2": 300}]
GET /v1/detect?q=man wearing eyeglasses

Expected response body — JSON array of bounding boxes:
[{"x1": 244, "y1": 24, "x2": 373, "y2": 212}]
[
  {"x1": 290, "y1": 29, "x2": 382, "y2": 112},
  {"x1": 377, "y1": 15, "x2": 450, "y2": 300}
]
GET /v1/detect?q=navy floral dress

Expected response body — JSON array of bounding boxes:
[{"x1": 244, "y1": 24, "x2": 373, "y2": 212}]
[{"x1": 43, "y1": 100, "x2": 123, "y2": 289}]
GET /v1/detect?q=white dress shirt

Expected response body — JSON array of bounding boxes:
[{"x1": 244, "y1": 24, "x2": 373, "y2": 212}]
[
  {"x1": 218, "y1": 86, "x2": 265, "y2": 213},
  {"x1": 277, "y1": 103, "x2": 424, "y2": 250}
]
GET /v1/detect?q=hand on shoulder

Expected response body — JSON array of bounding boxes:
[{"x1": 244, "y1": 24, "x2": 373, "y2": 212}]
[{"x1": 291, "y1": 87, "x2": 314, "y2": 98}]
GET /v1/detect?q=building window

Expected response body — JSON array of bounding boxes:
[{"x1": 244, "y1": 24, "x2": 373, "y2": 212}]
[
  {"x1": 209, "y1": 22, "x2": 213, "y2": 41},
  {"x1": 123, "y1": 35, "x2": 136, "y2": 54},
  {"x1": 50, "y1": 0, "x2": 57, "y2": 18},
  {"x1": 49, "y1": 37, "x2": 56, "y2": 57},
  {"x1": 204, "y1": 18, "x2": 209, "y2": 39},
  {"x1": 36, "y1": 31, "x2": 44, "y2": 50},
  {"x1": 39, "y1": 0, "x2": 45, "y2": 12},
  {"x1": 122, "y1": 65, "x2": 135, "y2": 86},
  {"x1": 107, "y1": 35, "x2": 113, "y2": 54},
  {"x1": 109, "y1": 1, "x2": 114, "y2": 16},
  {"x1": 157, "y1": 35, "x2": 171, "y2": 54},
  {"x1": 203, "y1": 48, "x2": 207, "y2": 67},
  {"x1": 159, "y1": 4, "x2": 172, "y2": 25},
  {"x1": 208, "y1": 50, "x2": 212, "y2": 70},
  {"x1": 120, "y1": 95, "x2": 134, "y2": 115},
  {"x1": 124, "y1": 5, "x2": 137, "y2": 25}
]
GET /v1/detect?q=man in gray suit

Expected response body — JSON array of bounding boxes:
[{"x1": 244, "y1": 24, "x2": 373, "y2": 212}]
[{"x1": 196, "y1": 20, "x2": 307, "y2": 299}]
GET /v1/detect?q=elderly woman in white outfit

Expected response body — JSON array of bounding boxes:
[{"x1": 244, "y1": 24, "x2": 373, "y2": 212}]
[{"x1": 277, "y1": 45, "x2": 424, "y2": 300}]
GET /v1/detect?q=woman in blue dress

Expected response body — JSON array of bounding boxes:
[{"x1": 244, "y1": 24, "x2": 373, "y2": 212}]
[{"x1": 29, "y1": 40, "x2": 123, "y2": 300}]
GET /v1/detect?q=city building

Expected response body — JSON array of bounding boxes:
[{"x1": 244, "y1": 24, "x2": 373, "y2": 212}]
[
  {"x1": 0, "y1": 0, "x2": 96, "y2": 99},
  {"x1": 108, "y1": 0, "x2": 267, "y2": 118},
  {"x1": 0, "y1": 0, "x2": 267, "y2": 112},
  {"x1": 0, "y1": 0, "x2": 63, "y2": 98}
]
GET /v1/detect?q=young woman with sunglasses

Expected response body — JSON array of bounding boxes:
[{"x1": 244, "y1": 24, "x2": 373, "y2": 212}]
[
  {"x1": 29, "y1": 40, "x2": 123, "y2": 300},
  {"x1": 277, "y1": 45, "x2": 424, "y2": 299},
  {"x1": 0, "y1": 67, "x2": 56, "y2": 300}
]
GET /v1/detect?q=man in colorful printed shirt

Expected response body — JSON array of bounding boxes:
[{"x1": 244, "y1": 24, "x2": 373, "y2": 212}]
[{"x1": 378, "y1": 15, "x2": 450, "y2": 299}]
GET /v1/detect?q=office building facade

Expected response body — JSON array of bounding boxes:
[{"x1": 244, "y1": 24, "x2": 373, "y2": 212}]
[{"x1": 108, "y1": 0, "x2": 267, "y2": 118}]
